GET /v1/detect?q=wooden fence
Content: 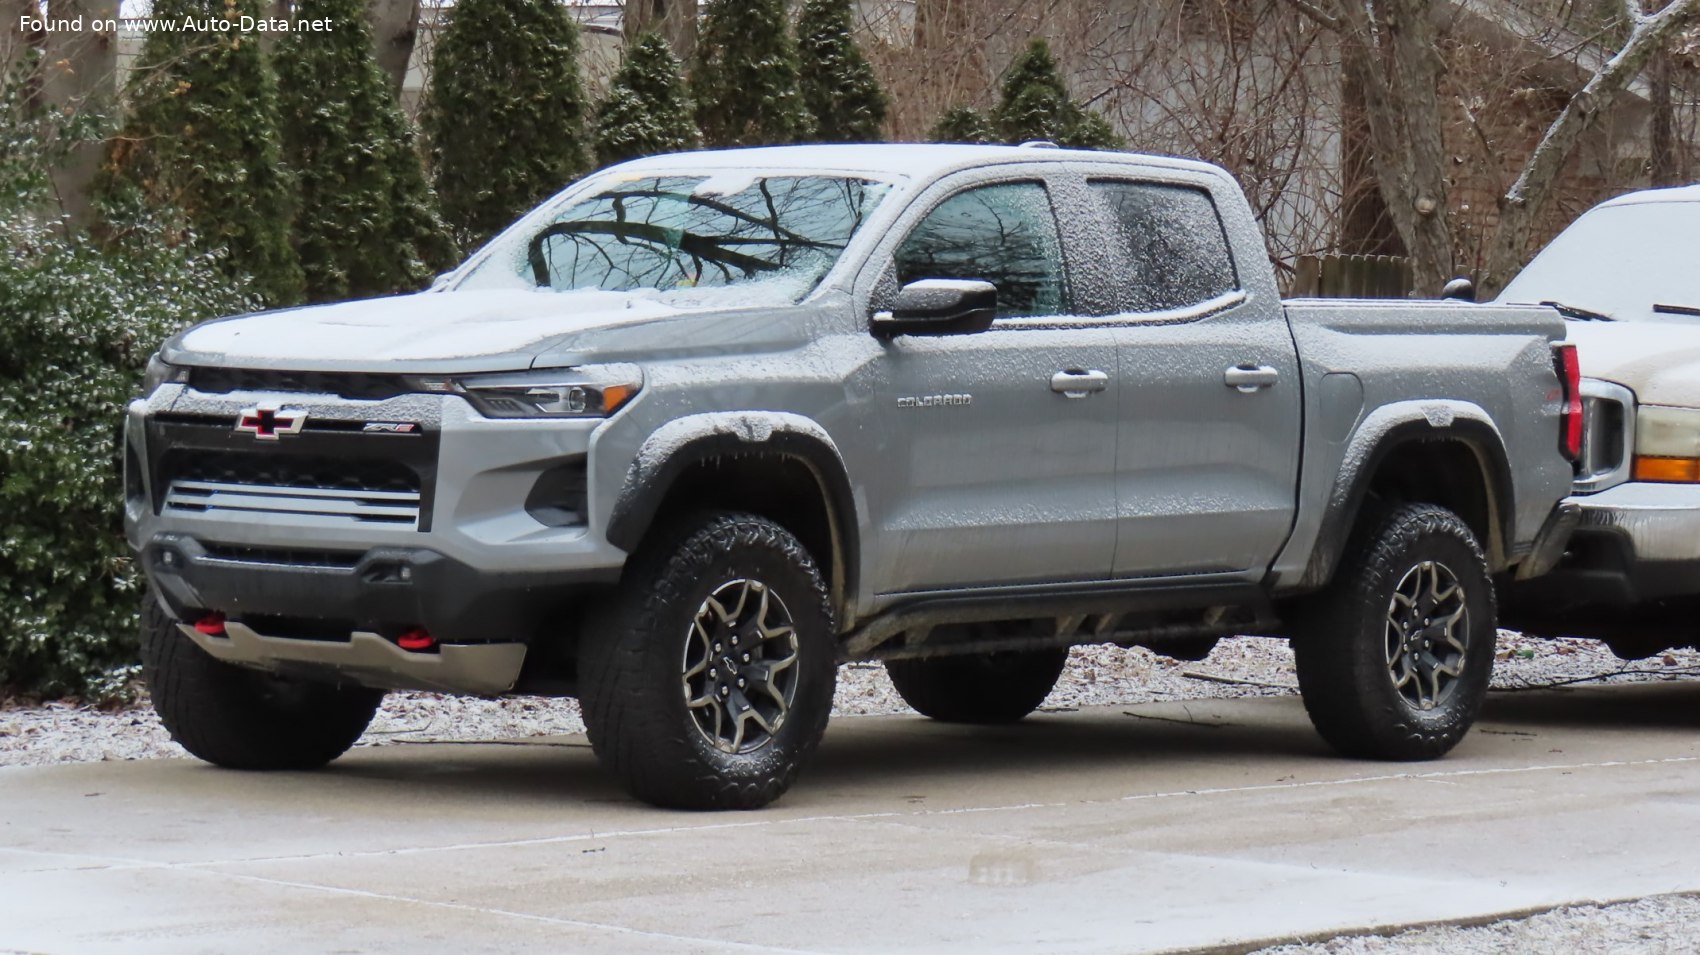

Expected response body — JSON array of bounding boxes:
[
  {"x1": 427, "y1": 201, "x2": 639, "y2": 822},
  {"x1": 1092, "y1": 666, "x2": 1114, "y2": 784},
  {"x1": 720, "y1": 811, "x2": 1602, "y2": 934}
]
[{"x1": 1290, "y1": 254, "x2": 1414, "y2": 299}]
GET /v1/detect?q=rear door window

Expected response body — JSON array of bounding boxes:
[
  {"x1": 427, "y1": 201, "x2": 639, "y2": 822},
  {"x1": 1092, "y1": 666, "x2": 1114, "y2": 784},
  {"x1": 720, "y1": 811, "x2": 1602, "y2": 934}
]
[{"x1": 1089, "y1": 180, "x2": 1238, "y2": 315}]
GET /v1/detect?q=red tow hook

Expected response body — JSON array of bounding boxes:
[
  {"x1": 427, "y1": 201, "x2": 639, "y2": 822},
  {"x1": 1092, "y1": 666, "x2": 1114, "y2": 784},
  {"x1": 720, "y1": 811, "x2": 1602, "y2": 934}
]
[
  {"x1": 193, "y1": 613, "x2": 227, "y2": 636},
  {"x1": 396, "y1": 628, "x2": 436, "y2": 652}
]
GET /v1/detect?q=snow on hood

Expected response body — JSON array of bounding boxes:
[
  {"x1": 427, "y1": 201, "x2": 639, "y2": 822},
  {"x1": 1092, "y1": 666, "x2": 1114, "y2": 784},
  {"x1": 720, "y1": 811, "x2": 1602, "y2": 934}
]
[
  {"x1": 1567, "y1": 319, "x2": 1700, "y2": 408},
  {"x1": 169, "y1": 289, "x2": 683, "y2": 372}
]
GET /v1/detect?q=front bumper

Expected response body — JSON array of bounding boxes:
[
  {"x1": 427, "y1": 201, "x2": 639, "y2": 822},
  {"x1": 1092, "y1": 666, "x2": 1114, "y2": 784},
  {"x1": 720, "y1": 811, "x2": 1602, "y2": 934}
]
[
  {"x1": 1569, "y1": 481, "x2": 1700, "y2": 564},
  {"x1": 1504, "y1": 482, "x2": 1700, "y2": 636},
  {"x1": 126, "y1": 382, "x2": 632, "y2": 691},
  {"x1": 143, "y1": 533, "x2": 617, "y2": 643},
  {"x1": 125, "y1": 386, "x2": 630, "y2": 576},
  {"x1": 179, "y1": 619, "x2": 528, "y2": 695}
]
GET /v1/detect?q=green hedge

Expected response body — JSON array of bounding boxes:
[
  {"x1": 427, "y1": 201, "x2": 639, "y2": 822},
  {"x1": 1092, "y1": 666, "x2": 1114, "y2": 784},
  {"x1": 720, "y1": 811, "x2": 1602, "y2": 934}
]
[{"x1": 1, "y1": 76, "x2": 257, "y2": 699}]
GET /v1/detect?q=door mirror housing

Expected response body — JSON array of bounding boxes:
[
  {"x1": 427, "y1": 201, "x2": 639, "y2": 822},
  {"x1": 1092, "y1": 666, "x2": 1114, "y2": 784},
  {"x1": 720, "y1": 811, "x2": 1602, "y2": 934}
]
[{"x1": 872, "y1": 279, "x2": 998, "y2": 338}]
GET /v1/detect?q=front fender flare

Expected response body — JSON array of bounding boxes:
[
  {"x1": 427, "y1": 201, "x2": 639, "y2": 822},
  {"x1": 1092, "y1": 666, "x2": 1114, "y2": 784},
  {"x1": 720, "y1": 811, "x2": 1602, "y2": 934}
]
[{"x1": 606, "y1": 412, "x2": 860, "y2": 608}]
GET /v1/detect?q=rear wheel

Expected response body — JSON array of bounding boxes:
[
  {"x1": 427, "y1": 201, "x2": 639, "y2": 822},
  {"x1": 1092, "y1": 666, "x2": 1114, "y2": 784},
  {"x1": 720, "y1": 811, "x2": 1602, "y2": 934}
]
[
  {"x1": 579, "y1": 511, "x2": 836, "y2": 810},
  {"x1": 139, "y1": 591, "x2": 384, "y2": 770},
  {"x1": 886, "y1": 647, "x2": 1069, "y2": 724},
  {"x1": 1292, "y1": 503, "x2": 1497, "y2": 761}
]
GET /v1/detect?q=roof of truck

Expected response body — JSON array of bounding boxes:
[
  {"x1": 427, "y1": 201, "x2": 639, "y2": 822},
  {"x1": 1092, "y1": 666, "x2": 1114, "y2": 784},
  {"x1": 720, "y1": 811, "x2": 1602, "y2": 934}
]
[{"x1": 605, "y1": 143, "x2": 1223, "y2": 181}]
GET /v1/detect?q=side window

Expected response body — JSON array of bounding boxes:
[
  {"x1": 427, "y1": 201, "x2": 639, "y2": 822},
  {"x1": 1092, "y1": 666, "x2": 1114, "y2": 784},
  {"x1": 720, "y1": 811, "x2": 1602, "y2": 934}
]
[
  {"x1": 1090, "y1": 180, "x2": 1238, "y2": 314},
  {"x1": 894, "y1": 182, "x2": 1068, "y2": 318}
]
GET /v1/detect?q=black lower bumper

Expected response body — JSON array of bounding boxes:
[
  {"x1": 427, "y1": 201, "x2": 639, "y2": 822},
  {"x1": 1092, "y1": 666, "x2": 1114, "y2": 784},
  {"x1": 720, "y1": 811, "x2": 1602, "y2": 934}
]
[{"x1": 141, "y1": 532, "x2": 618, "y2": 643}]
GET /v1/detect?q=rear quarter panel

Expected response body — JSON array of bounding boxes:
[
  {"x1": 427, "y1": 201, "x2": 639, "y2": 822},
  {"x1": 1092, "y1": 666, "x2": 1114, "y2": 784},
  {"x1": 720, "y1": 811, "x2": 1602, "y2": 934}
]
[{"x1": 1269, "y1": 300, "x2": 1570, "y2": 589}]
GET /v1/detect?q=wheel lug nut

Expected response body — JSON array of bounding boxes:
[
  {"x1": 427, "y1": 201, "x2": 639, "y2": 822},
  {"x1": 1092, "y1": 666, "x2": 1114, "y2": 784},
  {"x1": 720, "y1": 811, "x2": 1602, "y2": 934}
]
[
  {"x1": 731, "y1": 636, "x2": 740, "y2": 647},
  {"x1": 709, "y1": 668, "x2": 717, "y2": 679},
  {"x1": 738, "y1": 677, "x2": 746, "y2": 688},
  {"x1": 742, "y1": 653, "x2": 751, "y2": 663},
  {"x1": 720, "y1": 685, "x2": 730, "y2": 697}
]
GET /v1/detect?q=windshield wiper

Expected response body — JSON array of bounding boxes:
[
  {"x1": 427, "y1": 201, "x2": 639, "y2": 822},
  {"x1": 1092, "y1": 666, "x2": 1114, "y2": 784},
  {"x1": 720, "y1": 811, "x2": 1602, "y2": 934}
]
[
  {"x1": 1540, "y1": 300, "x2": 1616, "y2": 322},
  {"x1": 1654, "y1": 303, "x2": 1700, "y2": 317}
]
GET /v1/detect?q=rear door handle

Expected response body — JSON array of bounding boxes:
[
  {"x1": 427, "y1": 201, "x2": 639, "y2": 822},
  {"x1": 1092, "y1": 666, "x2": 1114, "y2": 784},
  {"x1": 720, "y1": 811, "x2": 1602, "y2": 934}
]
[
  {"x1": 1051, "y1": 369, "x2": 1109, "y2": 398},
  {"x1": 1224, "y1": 364, "x2": 1279, "y2": 393}
]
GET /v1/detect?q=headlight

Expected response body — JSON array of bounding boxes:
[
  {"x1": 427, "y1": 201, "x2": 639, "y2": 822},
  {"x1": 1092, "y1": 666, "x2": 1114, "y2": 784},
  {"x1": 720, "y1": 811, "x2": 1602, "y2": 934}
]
[
  {"x1": 141, "y1": 354, "x2": 188, "y2": 396},
  {"x1": 1633, "y1": 405, "x2": 1700, "y2": 482},
  {"x1": 437, "y1": 364, "x2": 644, "y2": 419}
]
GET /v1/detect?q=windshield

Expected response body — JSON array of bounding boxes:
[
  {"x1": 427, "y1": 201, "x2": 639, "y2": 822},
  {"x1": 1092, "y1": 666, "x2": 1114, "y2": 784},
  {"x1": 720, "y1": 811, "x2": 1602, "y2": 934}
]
[
  {"x1": 1500, "y1": 201, "x2": 1700, "y2": 319},
  {"x1": 457, "y1": 173, "x2": 894, "y2": 305}
]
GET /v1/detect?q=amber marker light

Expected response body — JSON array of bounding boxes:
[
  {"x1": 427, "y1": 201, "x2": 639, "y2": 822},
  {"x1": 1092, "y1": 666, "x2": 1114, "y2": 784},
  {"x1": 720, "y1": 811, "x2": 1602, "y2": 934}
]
[{"x1": 1633, "y1": 406, "x2": 1700, "y2": 483}]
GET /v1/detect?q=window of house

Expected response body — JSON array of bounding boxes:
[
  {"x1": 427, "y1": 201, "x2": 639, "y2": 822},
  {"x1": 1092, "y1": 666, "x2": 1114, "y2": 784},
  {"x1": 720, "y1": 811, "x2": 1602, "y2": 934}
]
[
  {"x1": 1090, "y1": 180, "x2": 1238, "y2": 314},
  {"x1": 894, "y1": 182, "x2": 1068, "y2": 318}
]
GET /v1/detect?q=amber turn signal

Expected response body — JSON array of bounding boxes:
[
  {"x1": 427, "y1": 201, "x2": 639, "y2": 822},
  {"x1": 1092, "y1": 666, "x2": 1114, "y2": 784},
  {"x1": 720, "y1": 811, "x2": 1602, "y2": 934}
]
[
  {"x1": 1632, "y1": 455, "x2": 1700, "y2": 483},
  {"x1": 600, "y1": 383, "x2": 637, "y2": 413}
]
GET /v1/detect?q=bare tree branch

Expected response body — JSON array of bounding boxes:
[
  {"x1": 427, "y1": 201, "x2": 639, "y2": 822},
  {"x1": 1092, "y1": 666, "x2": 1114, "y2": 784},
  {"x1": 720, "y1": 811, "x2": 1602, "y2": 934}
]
[{"x1": 1481, "y1": 0, "x2": 1700, "y2": 292}]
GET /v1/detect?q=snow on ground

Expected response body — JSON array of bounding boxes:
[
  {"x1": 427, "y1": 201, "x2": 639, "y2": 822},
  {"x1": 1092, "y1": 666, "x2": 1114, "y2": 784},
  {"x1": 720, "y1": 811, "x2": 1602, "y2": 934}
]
[
  {"x1": 1253, "y1": 894, "x2": 1700, "y2": 954},
  {"x1": 3, "y1": 633, "x2": 1696, "y2": 769}
]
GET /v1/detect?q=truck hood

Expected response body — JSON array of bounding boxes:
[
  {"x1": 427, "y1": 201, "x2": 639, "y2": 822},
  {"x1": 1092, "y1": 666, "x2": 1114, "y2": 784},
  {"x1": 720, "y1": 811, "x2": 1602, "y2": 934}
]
[
  {"x1": 165, "y1": 289, "x2": 694, "y2": 372},
  {"x1": 1566, "y1": 319, "x2": 1700, "y2": 408}
]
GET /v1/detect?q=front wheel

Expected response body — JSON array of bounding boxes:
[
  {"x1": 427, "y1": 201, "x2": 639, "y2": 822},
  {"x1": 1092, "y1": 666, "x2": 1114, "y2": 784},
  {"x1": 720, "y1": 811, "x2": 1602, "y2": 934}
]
[
  {"x1": 139, "y1": 591, "x2": 385, "y2": 769},
  {"x1": 578, "y1": 511, "x2": 836, "y2": 810},
  {"x1": 1292, "y1": 503, "x2": 1497, "y2": 761}
]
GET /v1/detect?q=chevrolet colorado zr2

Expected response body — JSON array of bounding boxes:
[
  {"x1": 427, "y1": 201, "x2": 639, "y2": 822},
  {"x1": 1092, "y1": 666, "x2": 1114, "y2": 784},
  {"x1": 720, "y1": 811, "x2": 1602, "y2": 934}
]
[{"x1": 127, "y1": 144, "x2": 1582, "y2": 809}]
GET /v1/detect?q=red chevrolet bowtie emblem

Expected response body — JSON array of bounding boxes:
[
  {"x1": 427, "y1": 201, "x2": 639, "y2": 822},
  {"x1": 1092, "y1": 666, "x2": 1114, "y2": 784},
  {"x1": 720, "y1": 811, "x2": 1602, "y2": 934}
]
[{"x1": 235, "y1": 404, "x2": 307, "y2": 440}]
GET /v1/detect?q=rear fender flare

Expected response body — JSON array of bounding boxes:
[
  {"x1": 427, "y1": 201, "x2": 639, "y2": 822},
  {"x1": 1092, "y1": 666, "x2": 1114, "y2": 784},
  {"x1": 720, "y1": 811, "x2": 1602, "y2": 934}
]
[{"x1": 1301, "y1": 401, "x2": 1514, "y2": 588}]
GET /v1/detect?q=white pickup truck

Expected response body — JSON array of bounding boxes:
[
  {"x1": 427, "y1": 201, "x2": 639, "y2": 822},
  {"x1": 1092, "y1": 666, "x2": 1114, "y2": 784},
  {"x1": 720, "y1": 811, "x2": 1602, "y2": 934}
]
[{"x1": 1499, "y1": 185, "x2": 1700, "y2": 659}]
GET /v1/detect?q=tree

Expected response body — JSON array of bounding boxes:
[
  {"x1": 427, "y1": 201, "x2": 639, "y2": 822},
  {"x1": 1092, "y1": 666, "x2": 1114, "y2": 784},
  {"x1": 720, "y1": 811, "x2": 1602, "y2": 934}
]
[
  {"x1": 1, "y1": 72, "x2": 257, "y2": 699},
  {"x1": 1, "y1": 0, "x2": 40, "y2": 80},
  {"x1": 928, "y1": 105, "x2": 995, "y2": 143},
  {"x1": 991, "y1": 39, "x2": 1121, "y2": 149},
  {"x1": 102, "y1": 0, "x2": 305, "y2": 306},
  {"x1": 40, "y1": 0, "x2": 117, "y2": 228},
  {"x1": 1285, "y1": 0, "x2": 1700, "y2": 295},
  {"x1": 691, "y1": 0, "x2": 814, "y2": 146},
  {"x1": 796, "y1": 0, "x2": 887, "y2": 142},
  {"x1": 624, "y1": 0, "x2": 698, "y2": 59},
  {"x1": 931, "y1": 39, "x2": 1121, "y2": 150},
  {"x1": 594, "y1": 31, "x2": 700, "y2": 166},
  {"x1": 276, "y1": 0, "x2": 455, "y2": 302},
  {"x1": 366, "y1": 0, "x2": 422, "y2": 96},
  {"x1": 424, "y1": 0, "x2": 591, "y2": 246}
]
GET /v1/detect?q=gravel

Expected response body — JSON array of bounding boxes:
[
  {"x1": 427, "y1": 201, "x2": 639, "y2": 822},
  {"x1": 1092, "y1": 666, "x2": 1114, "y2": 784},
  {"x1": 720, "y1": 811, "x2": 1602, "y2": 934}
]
[
  {"x1": 3, "y1": 631, "x2": 1696, "y2": 769},
  {"x1": 1251, "y1": 893, "x2": 1700, "y2": 954}
]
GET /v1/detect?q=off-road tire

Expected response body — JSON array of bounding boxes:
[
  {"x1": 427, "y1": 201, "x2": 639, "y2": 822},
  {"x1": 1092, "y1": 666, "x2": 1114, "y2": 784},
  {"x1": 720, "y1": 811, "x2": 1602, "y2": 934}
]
[
  {"x1": 139, "y1": 591, "x2": 385, "y2": 770},
  {"x1": 579, "y1": 511, "x2": 836, "y2": 810},
  {"x1": 885, "y1": 647, "x2": 1069, "y2": 724},
  {"x1": 1293, "y1": 503, "x2": 1497, "y2": 761}
]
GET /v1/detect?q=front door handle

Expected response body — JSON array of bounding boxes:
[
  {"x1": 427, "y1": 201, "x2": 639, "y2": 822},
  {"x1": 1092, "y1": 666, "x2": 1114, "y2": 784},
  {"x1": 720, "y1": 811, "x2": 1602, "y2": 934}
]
[
  {"x1": 1224, "y1": 364, "x2": 1279, "y2": 393},
  {"x1": 1051, "y1": 369, "x2": 1109, "y2": 398}
]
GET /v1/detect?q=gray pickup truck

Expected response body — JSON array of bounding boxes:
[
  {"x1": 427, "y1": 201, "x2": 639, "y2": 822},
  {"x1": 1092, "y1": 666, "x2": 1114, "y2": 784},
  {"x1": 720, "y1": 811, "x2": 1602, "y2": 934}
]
[{"x1": 127, "y1": 144, "x2": 1580, "y2": 809}]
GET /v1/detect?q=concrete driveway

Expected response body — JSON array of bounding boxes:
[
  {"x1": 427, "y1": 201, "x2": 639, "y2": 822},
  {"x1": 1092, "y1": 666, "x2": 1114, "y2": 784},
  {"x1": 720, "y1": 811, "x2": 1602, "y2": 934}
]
[{"x1": 3, "y1": 682, "x2": 1699, "y2": 954}]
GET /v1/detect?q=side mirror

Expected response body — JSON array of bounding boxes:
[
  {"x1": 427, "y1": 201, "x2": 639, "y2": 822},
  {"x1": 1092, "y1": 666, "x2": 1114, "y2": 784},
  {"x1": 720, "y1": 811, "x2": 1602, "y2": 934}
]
[
  {"x1": 871, "y1": 279, "x2": 998, "y2": 338},
  {"x1": 1441, "y1": 277, "x2": 1476, "y2": 302}
]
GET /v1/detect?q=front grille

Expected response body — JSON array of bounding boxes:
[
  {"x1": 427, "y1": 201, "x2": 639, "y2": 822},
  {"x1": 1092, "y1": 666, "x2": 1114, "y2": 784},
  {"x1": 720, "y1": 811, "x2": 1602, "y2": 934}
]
[
  {"x1": 200, "y1": 543, "x2": 365, "y2": 568},
  {"x1": 188, "y1": 367, "x2": 414, "y2": 401},
  {"x1": 162, "y1": 451, "x2": 421, "y2": 525},
  {"x1": 164, "y1": 451, "x2": 420, "y2": 495},
  {"x1": 1574, "y1": 380, "x2": 1635, "y2": 494},
  {"x1": 166, "y1": 481, "x2": 420, "y2": 525}
]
